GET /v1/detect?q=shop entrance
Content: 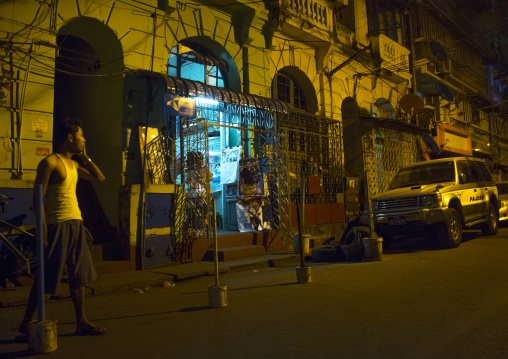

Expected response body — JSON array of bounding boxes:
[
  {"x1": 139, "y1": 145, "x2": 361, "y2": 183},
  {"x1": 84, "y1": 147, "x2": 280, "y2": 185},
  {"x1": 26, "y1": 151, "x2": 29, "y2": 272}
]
[{"x1": 161, "y1": 97, "x2": 289, "y2": 240}]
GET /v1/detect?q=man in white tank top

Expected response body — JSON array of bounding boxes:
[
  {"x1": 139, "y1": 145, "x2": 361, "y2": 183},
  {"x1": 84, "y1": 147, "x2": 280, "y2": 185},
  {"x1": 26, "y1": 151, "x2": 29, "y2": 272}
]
[{"x1": 19, "y1": 118, "x2": 107, "y2": 337}]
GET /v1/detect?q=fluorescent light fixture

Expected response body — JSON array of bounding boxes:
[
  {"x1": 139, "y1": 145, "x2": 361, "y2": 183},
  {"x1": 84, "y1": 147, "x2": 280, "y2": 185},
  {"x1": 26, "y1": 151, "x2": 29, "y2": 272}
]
[{"x1": 195, "y1": 97, "x2": 219, "y2": 106}]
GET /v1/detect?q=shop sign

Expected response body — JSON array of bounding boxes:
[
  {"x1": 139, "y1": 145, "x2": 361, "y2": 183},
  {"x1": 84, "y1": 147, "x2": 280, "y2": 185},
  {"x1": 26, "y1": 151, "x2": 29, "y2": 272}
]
[{"x1": 164, "y1": 93, "x2": 196, "y2": 118}]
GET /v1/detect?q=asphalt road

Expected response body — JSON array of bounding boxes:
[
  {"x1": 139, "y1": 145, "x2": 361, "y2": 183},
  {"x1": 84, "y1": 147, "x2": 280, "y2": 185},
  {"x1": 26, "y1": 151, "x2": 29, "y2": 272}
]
[{"x1": 2, "y1": 227, "x2": 508, "y2": 359}]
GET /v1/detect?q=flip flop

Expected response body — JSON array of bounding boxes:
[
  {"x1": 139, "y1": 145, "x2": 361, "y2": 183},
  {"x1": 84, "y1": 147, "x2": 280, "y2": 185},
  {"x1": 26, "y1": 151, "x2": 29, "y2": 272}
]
[{"x1": 75, "y1": 325, "x2": 106, "y2": 336}]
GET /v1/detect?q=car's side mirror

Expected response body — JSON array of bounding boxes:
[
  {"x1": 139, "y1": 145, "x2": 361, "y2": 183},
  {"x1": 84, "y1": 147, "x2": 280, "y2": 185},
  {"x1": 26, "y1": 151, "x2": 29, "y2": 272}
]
[{"x1": 459, "y1": 172, "x2": 466, "y2": 184}]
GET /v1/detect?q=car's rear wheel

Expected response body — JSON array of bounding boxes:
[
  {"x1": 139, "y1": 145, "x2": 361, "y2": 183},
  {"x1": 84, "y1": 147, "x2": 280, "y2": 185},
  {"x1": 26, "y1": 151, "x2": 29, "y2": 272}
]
[
  {"x1": 437, "y1": 208, "x2": 462, "y2": 248},
  {"x1": 481, "y1": 203, "x2": 499, "y2": 236}
]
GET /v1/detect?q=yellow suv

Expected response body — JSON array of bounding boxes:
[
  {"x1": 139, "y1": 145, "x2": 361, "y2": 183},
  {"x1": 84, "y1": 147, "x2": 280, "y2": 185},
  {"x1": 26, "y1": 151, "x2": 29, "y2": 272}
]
[{"x1": 371, "y1": 157, "x2": 499, "y2": 248}]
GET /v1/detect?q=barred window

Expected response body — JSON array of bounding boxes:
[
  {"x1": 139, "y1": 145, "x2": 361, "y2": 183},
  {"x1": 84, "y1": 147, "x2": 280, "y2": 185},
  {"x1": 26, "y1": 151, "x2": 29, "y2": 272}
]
[{"x1": 272, "y1": 73, "x2": 307, "y2": 111}]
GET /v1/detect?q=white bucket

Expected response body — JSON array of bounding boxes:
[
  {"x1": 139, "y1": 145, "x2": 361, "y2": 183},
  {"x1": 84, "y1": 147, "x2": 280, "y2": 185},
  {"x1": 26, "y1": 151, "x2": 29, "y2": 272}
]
[
  {"x1": 296, "y1": 266, "x2": 311, "y2": 283},
  {"x1": 293, "y1": 233, "x2": 311, "y2": 254},
  {"x1": 362, "y1": 237, "x2": 383, "y2": 261},
  {"x1": 208, "y1": 284, "x2": 227, "y2": 308},
  {"x1": 27, "y1": 320, "x2": 58, "y2": 354}
]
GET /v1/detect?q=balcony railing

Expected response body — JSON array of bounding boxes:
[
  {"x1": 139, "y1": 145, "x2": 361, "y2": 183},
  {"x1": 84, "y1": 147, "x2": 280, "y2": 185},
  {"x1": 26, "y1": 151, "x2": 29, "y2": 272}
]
[
  {"x1": 286, "y1": 0, "x2": 333, "y2": 32},
  {"x1": 369, "y1": 34, "x2": 411, "y2": 82}
]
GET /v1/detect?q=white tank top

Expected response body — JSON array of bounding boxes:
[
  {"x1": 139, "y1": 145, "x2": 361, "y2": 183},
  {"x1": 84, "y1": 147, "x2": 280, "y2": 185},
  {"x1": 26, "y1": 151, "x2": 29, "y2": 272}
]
[{"x1": 45, "y1": 153, "x2": 82, "y2": 224}]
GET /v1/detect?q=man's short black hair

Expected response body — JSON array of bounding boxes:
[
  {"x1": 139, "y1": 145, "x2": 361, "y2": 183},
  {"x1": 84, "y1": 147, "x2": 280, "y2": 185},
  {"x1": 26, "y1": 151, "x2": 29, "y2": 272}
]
[
  {"x1": 61, "y1": 117, "x2": 82, "y2": 136},
  {"x1": 54, "y1": 117, "x2": 83, "y2": 149}
]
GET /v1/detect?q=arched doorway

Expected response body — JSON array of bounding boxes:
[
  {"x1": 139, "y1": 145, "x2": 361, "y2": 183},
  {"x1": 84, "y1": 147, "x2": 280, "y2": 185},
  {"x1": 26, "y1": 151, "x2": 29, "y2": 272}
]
[
  {"x1": 273, "y1": 67, "x2": 344, "y2": 236},
  {"x1": 54, "y1": 17, "x2": 124, "y2": 240},
  {"x1": 162, "y1": 37, "x2": 290, "y2": 237}
]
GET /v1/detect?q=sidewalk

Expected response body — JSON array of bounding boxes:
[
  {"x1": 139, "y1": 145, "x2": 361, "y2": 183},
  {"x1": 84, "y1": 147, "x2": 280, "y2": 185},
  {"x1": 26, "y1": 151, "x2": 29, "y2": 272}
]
[{"x1": 0, "y1": 252, "x2": 301, "y2": 308}]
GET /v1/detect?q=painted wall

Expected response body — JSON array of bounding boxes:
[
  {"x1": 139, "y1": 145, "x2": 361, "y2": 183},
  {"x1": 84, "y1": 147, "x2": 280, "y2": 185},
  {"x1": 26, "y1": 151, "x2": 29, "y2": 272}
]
[{"x1": 0, "y1": 0, "x2": 413, "y2": 246}]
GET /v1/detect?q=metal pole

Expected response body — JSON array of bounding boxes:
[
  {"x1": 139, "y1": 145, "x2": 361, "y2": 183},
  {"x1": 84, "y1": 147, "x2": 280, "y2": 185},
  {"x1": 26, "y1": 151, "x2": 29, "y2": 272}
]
[
  {"x1": 212, "y1": 198, "x2": 219, "y2": 286},
  {"x1": 365, "y1": 171, "x2": 375, "y2": 238},
  {"x1": 35, "y1": 184, "x2": 45, "y2": 322},
  {"x1": 298, "y1": 170, "x2": 305, "y2": 267}
]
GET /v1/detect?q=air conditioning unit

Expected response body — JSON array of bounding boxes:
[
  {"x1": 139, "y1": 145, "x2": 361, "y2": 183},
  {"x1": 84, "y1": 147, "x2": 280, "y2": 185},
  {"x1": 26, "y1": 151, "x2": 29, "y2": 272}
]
[
  {"x1": 438, "y1": 99, "x2": 451, "y2": 124},
  {"x1": 436, "y1": 59, "x2": 453, "y2": 75}
]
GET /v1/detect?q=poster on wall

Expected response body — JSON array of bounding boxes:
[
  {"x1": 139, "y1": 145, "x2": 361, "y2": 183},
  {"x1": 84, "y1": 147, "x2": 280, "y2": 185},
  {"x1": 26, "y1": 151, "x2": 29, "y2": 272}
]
[
  {"x1": 236, "y1": 198, "x2": 269, "y2": 232},
  {"x1": 238, "y1": 158, "x2": 264, "y2": 197},
  {"x1": 220, "y1": 146, "x2": 242, "y2": 185}
]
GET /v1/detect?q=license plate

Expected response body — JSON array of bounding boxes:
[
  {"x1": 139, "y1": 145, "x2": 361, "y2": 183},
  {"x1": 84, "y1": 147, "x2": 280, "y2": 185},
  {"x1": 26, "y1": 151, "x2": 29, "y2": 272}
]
[{"x1": 388, "y1": 216, "x2": 406, "y2": 225}]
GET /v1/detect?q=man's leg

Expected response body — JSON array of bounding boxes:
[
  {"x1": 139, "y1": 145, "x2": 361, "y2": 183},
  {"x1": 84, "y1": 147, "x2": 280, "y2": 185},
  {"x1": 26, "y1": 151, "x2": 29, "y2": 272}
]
[
  {"x1": 70, "y1": 285, "x2": 106, "y2": 335},
  {"x1": 18, "y1": 283, "x2": 38, "y2": 335}
]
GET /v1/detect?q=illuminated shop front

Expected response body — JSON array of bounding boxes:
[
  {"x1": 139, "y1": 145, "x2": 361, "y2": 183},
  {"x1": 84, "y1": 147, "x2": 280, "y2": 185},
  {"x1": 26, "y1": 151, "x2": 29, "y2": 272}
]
[
  {"x1": 159, "y1": 75, "x2": 291, "y2": 239},
  {"x1": 120, "y1": 41, "x2": 345, "y2": 268}
]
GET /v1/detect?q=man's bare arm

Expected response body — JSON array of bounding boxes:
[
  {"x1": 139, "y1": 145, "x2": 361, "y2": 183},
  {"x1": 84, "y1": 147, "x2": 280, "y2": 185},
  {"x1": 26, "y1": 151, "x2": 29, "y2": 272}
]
[{"x1": 76, "y1": 146, "x2": 106, "y2": 182}]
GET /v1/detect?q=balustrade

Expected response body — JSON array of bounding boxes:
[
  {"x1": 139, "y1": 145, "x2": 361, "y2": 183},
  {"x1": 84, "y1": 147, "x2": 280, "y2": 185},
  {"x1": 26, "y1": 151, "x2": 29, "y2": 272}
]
[{"x1": 286, "y1": 0, "x2": 332, "y2": 31}]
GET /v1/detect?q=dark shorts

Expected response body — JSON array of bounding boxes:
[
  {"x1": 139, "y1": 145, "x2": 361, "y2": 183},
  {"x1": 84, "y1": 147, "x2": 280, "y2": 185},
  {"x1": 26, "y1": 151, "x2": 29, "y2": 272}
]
[{"x1": 44, "y1": 219, "x2": 97, "y2": 294}]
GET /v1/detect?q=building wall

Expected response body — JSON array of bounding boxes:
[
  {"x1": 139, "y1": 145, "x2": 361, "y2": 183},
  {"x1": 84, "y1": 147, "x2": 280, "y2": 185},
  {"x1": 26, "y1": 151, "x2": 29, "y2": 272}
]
[{"x1": 4, "y1": 0, "x2": 504, "y2": 250}]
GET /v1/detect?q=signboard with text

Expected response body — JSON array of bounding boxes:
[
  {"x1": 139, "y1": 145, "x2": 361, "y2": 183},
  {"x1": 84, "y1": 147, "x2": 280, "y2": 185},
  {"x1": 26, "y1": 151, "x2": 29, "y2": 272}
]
[{"x1": 164, "y1": 93, "x2": 196, "y2": 118}]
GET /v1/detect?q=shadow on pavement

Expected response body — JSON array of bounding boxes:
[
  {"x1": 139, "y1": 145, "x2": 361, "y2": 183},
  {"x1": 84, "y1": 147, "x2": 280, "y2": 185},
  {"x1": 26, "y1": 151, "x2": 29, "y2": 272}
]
[
  {"x1": 182, "y1": 281, "x2": 297, "y2": 296},
  {"x1": 383, "y1": 230, "x2": 482, "y2": 255},
  {"x1": 179, "y1": 306, "x2": 209, "y2": 312},
  {"x1": 0, "y1": 350, "x2": 29, "y2": 359}
]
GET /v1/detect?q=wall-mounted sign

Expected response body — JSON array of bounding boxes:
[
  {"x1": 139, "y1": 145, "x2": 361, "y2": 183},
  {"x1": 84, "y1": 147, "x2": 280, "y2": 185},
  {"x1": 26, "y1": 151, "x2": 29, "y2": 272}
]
[
  {"x1": 32, "y1": 119, "x2": 48, "y2": 133},
  {"x1": 164, "y1": 93, "x2": 196, "y2": 118},
  {"x1": 36, "y1": 147, "x2": 50, "y2": 156},
  {"x1": 434, "y1": 122, "x2": 472, "y2": 156}
]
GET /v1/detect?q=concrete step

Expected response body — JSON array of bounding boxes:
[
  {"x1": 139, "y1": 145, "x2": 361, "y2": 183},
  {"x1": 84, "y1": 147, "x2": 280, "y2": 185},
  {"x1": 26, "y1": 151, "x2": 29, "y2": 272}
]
[
  {"x1": 94, "y1": 260, "x2": 136, "y2": 275},
  {"x1": 205, "y1": 244, "x2": 266, "y2": 262},
  {"x1": 92, "y1": 242, "x2": 130, "y2": 262},
  {"x1": 215, "y1": 232, "x2": 263, "y2": 249}
]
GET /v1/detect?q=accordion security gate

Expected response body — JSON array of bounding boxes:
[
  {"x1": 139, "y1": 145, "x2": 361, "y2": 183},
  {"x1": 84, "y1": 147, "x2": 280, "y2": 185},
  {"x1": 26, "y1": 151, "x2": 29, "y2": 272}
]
[
  {"x1": 362, "y1": 122, "x2": 423, "y2": 197},
  {"x1": 279, "y1": 112, "x2": 344, "y2": 213},
  {"x1": 164, "y1": 102, "x2": 290, "y2": 241},
  {"x1": 148, "y1": 113, "x2": 420, "y2": 242}
]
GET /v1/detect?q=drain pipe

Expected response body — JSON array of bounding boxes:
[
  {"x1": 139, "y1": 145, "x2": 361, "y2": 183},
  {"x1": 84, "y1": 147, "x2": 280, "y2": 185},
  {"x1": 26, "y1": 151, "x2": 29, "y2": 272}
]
[
  {"x1": 140, "y1": 10, "x2": 158, "y2": 271},
  {"x1": 242, "y1": 46, "x2": 251, "y2": 156},
  {"x1": 407, "y1": 9, "x2": 417, "y2": 94}
]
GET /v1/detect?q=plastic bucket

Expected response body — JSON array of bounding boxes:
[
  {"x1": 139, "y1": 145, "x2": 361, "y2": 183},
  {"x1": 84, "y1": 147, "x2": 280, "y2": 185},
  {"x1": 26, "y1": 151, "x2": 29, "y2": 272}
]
[
  {"x1": 208, "y1": 284, "x2": 227, "y2": 308},
  {"x1": 27, "y1": 320, "x2": 58, "y2": 354},
  {"x1": 362, "y1": 237, "x2": 383, "y2": 261},
  {"x1": 296, "y1": 266, "x2": 311, "y2": 283},
  {"x1": 294, "y1": 233, "x2": 311, "y2": 254}
]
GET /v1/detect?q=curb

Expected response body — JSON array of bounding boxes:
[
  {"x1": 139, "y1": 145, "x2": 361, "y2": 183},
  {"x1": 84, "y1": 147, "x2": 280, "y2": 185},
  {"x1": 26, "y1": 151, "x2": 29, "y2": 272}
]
[{"x1": 0, "y1": 253, "x2": 301, "y2": 308}]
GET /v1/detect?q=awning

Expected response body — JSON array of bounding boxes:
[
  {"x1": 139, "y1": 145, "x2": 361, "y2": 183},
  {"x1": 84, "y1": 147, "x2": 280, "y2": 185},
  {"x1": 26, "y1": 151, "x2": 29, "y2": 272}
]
[
  {"x1": 163, "y1": 75, "x2": 291, "y2": 114},
  {"x1": 180, "y1": 51, "x2": 229, "y2": 72}
]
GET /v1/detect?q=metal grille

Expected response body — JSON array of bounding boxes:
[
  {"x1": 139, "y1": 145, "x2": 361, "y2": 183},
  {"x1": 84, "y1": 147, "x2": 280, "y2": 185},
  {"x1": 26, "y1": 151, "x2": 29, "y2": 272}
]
[
  {"x1": 280, "y1": 112, "x2": 343, "y2": 206},
  {"x1": 181, "y1": 118, "x2": 210, "y2": 239},
  {"x1": 363, "y1": 124, "x2": 422, "y2": 196},
  {"x1": 145, "y1": 135, "x2": 171, "y2": 185},
  {"x1": 377, "y1": 197, "x2": 419, "y2": 210},
  {"x1": 165, "y1": 102, "x2": 291, "y2": 240},
  {"x1": 259, "y1": 128, "x2": 289, "y2": 232}
]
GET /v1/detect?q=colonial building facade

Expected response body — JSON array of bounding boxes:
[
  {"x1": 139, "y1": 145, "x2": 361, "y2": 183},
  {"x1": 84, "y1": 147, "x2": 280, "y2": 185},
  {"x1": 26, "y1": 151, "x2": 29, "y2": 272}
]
[{"x1": 1, "y1": 0, "x2": 506, "y2": 269}]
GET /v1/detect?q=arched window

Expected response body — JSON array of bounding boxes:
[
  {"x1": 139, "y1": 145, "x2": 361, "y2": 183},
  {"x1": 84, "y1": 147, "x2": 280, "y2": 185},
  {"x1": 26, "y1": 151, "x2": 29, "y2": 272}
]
[
  {"x1": 168, "y1": 44, "x2": 224, "y2": 87},
  {"x1": 272, "y1": 73, "x2": 307, "y2": 111}
]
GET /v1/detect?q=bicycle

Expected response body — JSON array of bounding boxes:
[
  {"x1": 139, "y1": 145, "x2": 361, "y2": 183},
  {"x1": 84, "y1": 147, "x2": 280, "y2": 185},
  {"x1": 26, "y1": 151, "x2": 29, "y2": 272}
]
[{"x1": 0, "y1": 194, "x2": 36, "y2": 288}]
